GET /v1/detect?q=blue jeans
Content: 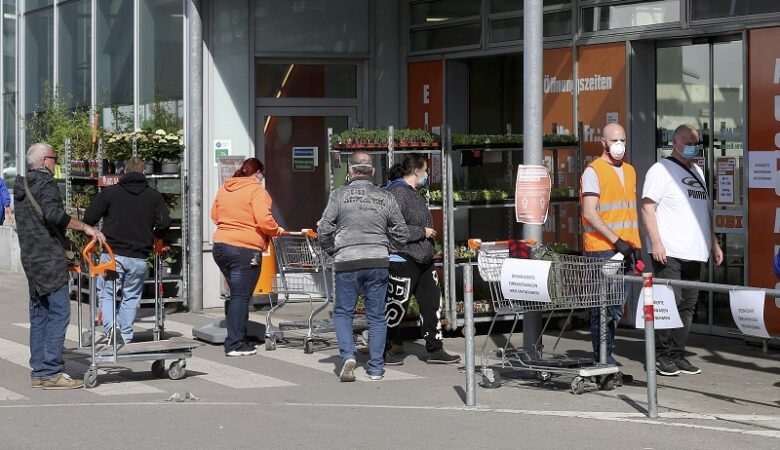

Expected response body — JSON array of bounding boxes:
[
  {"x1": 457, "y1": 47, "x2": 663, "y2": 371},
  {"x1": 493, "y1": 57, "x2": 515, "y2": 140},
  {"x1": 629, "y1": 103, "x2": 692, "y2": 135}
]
[
  {"x1": 212, "y1": 243, "x2": 261, "y2": 353},
  {"x1": 29, "y1": 283, "x2": 71, "y2": 380},
  {"x1": 97, "y1": 254, "x2": 147, "y2": 344},
  {"x1": 333, "y1": 268, "x2": 388, "y2": 376},
  {"x1": 587, "y1": 249, "x2": 626, "y2": 365}
]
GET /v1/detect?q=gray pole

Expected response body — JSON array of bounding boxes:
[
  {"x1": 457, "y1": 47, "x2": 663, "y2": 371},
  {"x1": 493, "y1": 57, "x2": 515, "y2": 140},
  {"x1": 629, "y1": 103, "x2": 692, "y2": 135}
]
[
  {"x1": 463, "y1": 263, "x2": 476, "y2": 406},
  {"x1": 187, "y1": 0, "x2": 204, "y2": 312},
  {"x1": 522, "y1": 0, "x2": 543, "y2": 353},
  {"x1": 642, "y1": 273, "x2": 658, "y2": 418}
]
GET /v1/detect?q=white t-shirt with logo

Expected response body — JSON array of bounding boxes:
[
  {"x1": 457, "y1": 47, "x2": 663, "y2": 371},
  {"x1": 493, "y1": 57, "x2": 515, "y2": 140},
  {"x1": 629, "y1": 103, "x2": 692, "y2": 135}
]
[{"x1": 642, "y1": 158, "x2": 711, "y2": 262}]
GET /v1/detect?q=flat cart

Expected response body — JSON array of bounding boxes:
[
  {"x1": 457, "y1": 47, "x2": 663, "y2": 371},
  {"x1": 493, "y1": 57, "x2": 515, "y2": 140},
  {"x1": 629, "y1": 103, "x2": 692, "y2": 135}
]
[
  {"x1": 470, "y1": 239, "x2": 621, "y2": 394},
  {"x1": 264, "y1": 229, "x2": 335, "y2": 353},
  {"x1": 75, "y1": 239, "x2": 202, "y2": 388}
]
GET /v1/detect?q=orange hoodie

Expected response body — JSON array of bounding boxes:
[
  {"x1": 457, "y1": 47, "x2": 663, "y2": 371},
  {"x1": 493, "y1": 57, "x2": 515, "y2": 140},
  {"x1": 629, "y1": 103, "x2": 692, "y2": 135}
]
[{"x1": 211, "y1": 177, "x2": 282, "y2": 251}]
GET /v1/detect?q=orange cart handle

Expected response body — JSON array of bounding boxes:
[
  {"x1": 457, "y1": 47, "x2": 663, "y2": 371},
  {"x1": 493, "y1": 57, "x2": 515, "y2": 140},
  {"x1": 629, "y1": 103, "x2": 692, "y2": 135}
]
[
  {"x1": 154, "y1": 236, "x2": 164, "y2": 255},
  {"x1": 468, "y1": 238, "x2": 537, "y2": 251},
  {"x1": 281, "y1": 228, "x2": 318, "y2": 239},
  {"x1": 82, "y1": 239, "x2": 117, "y2": 277}
]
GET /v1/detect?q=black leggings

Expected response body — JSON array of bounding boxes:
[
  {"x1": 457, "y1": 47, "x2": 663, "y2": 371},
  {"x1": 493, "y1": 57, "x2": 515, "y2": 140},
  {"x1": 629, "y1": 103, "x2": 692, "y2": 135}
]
[{"x1": 385, "y1": 260, "x2": 443, "y2": 352}]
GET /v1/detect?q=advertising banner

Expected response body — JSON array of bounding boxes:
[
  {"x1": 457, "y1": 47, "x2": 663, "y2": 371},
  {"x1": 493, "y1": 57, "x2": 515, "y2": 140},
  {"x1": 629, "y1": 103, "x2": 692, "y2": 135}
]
[{"x1": 747, "y1": 27, "x2": 780, "y2": 334}]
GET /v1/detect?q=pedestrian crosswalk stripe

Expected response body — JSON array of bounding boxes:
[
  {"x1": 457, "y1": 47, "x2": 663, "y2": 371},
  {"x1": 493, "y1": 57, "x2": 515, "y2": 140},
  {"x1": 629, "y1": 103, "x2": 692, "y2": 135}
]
[
  {"x1": 12, "y1": 323, "x2": 296, "y2": 390},
  {"x1": 158, "y1": 320, "x2": 194, "y2": 339},
  {"x1": 0, "y1": 386, "x2": 27, "y2": 401},
  {"x1": 13, "y1": 323, "x2": 81, "y2": 343},
  {"x1": 87, "y1": 379, "x2": 167, "y2": 396},
  {"x1": 260, "y1": 347, "x2": 424, "y2": 382},
  {"x1": 186, "y1": 356, "x2": 296, "y2": 389},
  {"x1": 0, "y1": 337, "x2": 33, "y2": 368}
]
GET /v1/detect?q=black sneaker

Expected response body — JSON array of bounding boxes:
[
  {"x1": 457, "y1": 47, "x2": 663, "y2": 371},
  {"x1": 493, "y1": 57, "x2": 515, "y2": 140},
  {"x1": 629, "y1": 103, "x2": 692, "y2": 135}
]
[
  {"x1": 426, "y1": 348, "x2": 461, "y2": 365},
  {"x1": 226, "y1": 343, "x2": 257, "y2": 357},
  {"x1": 674, "y1": 357, "x2": 701, "y2": 375},
  {"x1": 656, "y1": 356, "x2": 681, "y2": 376},
  {"x1": 339, "y1": 358, "x2": 356, "y2": 382},
  {"x1": 384, "y1": 352, "x2": 404, "y2": 366}
]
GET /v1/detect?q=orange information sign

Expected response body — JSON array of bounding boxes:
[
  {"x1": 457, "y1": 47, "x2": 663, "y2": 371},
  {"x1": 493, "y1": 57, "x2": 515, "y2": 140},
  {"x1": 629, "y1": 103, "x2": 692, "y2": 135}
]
[{"x1": 515, "y1": 165, "x2": 552, "y2": 225}]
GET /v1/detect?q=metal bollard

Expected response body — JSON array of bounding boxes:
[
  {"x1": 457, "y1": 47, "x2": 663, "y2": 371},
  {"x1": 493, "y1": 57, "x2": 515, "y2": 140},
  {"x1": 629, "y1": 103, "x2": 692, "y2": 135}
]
[
  {"x1": 642, "y1": 272, "x2": 658, "y2": 418},
  {"x1": 463, "y1": 264, "x2": 476, "y2": 407}
]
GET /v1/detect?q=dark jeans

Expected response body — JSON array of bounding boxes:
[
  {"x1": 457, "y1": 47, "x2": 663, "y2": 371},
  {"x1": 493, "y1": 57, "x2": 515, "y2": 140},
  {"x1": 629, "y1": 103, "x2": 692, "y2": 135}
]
[
  {"x1": 29, "y1": 283, "x2": 71, "y2": 380},
  {"x1": 652, "y1": 256, "x2": 703, "y2": 360},
  {"x1": 333, "y1": 268, "x2": 389, "y2": 376},
  {"x1": 586, "y1": 250, "x2": 626, "y2": 365},
  {"x1": 213, "y1": 243, "x2": 261, "y2": 353},
  {"x1": 385, "y1": 260, "x2": 444, "y2": 352}
]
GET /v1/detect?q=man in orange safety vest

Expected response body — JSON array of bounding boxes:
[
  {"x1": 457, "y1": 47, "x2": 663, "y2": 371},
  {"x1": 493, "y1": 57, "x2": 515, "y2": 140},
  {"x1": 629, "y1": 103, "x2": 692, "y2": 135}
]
[{"x1": 580, "y1": 123, "x2": 640, "y2": 387}]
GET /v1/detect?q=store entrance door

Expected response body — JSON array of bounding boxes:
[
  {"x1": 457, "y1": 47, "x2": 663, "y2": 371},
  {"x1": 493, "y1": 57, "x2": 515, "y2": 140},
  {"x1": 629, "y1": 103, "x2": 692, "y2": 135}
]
[{"x1": 256, "y1": 107, "x2": 356, "y2": 231}]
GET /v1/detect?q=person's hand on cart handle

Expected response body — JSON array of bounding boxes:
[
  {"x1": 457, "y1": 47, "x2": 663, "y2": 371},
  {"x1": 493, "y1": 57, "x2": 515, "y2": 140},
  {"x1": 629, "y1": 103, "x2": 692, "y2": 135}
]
[
  {"x1": 83, "y1": 224, "x2": 106, "y2": 246},
  {"x1": 613, "y1": 238, "x2": 634, "y2": 257},
  {"x1": 425, "y1": 227, "x2": 436, "y2": 239}
]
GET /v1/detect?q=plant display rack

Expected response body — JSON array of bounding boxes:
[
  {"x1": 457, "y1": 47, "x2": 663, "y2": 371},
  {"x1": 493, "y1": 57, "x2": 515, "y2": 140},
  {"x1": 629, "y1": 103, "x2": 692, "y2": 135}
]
[
  {"x1": 62, "y1": 139, "x2": 188, "y2": 307},
  {"x1": 438, "y1": 126, "x2": 584, "y2": 327}
]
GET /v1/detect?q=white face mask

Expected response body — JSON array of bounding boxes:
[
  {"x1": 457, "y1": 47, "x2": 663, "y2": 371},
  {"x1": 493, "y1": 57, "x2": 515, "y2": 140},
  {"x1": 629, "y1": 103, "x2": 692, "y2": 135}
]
[{"x1": 608, "y1": 141, "x2": 626, "y2": 160}]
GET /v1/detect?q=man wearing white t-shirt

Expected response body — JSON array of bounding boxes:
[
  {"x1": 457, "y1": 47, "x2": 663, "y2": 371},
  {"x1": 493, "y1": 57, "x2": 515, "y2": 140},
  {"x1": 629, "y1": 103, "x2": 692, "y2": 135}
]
[
  {"x1": 581, "y1": 123, "x2": 641, "y2": 387},
  {"x1": 641, "y1": 124, "x2": 723, "y2": 377}
]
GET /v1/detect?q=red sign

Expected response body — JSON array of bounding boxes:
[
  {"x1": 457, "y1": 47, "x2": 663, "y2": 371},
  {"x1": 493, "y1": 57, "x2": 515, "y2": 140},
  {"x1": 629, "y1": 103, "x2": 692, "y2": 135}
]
[
  {"x1": 98, "y1": 175, "x2": 120, "y2": 187},
  {"x1": 515, "y1": 165, "x2": 552, "y2": 225}
]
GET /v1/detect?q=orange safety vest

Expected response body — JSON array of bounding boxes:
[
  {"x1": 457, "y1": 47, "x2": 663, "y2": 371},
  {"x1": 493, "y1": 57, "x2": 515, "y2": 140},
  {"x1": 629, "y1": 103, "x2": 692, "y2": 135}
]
[{"x1": 581, "y1": 158, "x2": 641, "y2": 252}]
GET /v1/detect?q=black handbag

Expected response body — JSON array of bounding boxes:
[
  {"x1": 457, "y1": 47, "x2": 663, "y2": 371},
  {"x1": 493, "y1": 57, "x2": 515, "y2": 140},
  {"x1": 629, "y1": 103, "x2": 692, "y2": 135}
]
[{"x1": 23, "y1": 176, "x2": 79, "y2": 263}]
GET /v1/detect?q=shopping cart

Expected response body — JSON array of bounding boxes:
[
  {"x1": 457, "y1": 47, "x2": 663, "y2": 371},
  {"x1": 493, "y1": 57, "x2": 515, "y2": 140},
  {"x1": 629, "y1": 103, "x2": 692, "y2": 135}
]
[
  {"x1": 469, "y1": 238, "x2": 621, "y2": 394},
  {"x1": 264, "y1": 229, "x2": 334, "y2": 353}
]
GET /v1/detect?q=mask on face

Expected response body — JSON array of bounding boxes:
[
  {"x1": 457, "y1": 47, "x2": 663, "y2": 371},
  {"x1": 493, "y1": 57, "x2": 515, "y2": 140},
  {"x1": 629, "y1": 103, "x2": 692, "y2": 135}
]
[
  {"x1": 682, "y1": 144, "x2": 700, "y2": 160},
  {"x1": 417, "y1": 170, "x2": 429, "y2": 188},
  {"x1": 608, "y1": 141, "x2": 626, "y2": 160}
]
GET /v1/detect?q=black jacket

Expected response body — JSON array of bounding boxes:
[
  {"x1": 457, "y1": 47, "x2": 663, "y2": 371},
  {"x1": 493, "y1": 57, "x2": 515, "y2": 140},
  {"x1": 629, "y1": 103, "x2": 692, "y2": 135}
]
[
  {"x1": 83, "y1": 172, "x2": 171, "y2": 259},
  {"x1": 14, "y1": 169, "x2": 71, "y2": 296},
  {"x1": 386, "y1": 179, "x2": 435, "y2": 265}
]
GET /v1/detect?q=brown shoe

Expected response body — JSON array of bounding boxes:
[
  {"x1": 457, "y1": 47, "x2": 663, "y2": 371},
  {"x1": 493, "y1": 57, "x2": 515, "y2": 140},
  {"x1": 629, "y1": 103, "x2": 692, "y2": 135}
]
[
  {"x1": 42, "y1": 373, "x2": 85, "y2": 390},
  {"x1": 31, "y1": 378, "x2": 44, "y2": 389}
]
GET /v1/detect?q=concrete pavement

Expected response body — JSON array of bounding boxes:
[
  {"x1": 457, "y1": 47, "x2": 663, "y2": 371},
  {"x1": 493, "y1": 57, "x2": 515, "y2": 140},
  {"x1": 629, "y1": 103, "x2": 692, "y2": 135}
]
[{"x1": 0, "y1": 271, "x2": 778, "y2": 449}]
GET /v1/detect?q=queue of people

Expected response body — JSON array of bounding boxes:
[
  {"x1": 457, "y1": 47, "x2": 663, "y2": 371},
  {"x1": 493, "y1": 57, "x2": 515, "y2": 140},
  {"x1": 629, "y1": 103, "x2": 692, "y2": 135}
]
[{"x1": 9, "y1": 120, "x2": 756, "y2": 388}]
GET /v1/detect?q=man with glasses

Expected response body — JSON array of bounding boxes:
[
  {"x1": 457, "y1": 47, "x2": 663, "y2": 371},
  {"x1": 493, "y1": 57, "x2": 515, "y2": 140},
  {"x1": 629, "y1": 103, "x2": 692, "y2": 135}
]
[
  {"x1": 14, "y1": 143, "x2": 105, "y2": 389},
  {"x1": 641, "y1": 124, "x2": 724, "y2": 376}
]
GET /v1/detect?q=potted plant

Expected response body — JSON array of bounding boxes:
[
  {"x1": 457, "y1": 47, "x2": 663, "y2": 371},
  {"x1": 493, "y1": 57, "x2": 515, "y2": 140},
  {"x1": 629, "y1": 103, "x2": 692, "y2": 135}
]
[{"x1": 101, "y1": 130, "x2": 133, "y2": 174}]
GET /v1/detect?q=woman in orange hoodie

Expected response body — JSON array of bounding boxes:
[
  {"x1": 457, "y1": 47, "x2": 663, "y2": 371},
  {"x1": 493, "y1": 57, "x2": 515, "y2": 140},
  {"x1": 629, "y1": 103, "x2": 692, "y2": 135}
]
[{"x1": 211, "y1": 158, "x2": 283, "y2": 356}]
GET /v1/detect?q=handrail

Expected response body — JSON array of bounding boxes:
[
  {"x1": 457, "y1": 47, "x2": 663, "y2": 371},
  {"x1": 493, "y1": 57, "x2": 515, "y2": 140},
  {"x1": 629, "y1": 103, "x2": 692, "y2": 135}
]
[{"x1": 82, "y1": 239, "x2": 116, "y2": 277}]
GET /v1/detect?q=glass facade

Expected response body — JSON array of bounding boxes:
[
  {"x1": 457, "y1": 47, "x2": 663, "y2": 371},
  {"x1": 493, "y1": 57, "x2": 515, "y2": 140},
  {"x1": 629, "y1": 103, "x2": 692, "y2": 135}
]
[
  {"x1": 96, "y1": 0, "x2": 133, "y2": 127},
  {"x1": 58, "y1": 0, "x2": 90, "y2": 109},
  {"x1": 582, "y1": 0, "x2": 680, "y2": 32},
  {"x1": 2, "y1": 0, "x2": 15, "y2": 184},
  {"x1": 23, "y1": 7, "x2": 53, "y2": 114},
  {"x1": 692, "y1": 0, "x2": 780, "y2": 21}
]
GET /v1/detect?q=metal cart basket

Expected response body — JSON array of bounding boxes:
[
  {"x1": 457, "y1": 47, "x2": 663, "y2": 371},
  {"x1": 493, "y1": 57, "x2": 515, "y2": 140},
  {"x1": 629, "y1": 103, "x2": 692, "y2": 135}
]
[
  {"x1": 471, "y1": 239, "x2": 623, "y2": 394},
  {"x1": 265, "y1": 229, "x2": 334, "y2": 353}
]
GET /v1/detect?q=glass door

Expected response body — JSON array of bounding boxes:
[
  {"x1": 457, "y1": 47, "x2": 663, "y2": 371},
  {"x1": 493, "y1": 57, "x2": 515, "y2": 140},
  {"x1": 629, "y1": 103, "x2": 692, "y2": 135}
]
[
  {"x1": 256, "y1": 107, "x2": 356, "y2": 231},
  {"x1": 655, "y1": 38, "x2": 744, "y2": 335}
]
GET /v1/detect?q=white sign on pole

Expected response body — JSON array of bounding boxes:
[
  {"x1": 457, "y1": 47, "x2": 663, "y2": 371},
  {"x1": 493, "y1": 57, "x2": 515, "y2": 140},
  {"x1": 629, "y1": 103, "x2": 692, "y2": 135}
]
[
  {"x1": 729, "y1": 290, "x2": 770, "y2": 338},
  {"x1": 500, "y1": 259, "x2": 552, "y2": 302},
  {"x1": 635, "y1": 285, "x2": 683, "y2": 329}
]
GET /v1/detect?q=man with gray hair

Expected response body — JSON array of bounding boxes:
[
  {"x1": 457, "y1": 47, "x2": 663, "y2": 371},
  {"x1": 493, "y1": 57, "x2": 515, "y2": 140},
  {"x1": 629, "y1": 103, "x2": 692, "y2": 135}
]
[
  {"x1": 84, "y1": 156, "x2": 171, "y2": 345},
  {"x1": 14, "y1": 143, "x2": 105, "y2": 390},
  {"x1": 318, "y1": 151, "x2": 409, "y2": 382}
]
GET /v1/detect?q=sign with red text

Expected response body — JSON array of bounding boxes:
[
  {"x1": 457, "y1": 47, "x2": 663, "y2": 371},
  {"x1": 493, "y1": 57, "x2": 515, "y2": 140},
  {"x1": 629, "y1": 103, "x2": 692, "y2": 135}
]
[
  {"x1": 716, "y1": 156, "x2": 736, "y2": 204},
  {"x1": 515, "y1": 165, "x2": 552, "y2": 225}
]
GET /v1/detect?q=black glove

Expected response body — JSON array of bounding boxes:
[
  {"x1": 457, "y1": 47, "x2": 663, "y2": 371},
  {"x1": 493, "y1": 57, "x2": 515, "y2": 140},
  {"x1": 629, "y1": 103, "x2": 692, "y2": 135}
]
[{"x1": 614, "y1": 238, "x2": 634, "y2": 256}]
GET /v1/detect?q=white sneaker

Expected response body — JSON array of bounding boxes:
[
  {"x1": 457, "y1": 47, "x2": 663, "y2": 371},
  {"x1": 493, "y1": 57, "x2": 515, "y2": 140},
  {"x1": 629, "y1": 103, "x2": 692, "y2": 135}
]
[
  {"x1": 226, "y1": 343, "x2": 258, "y2": 357},
  {"x1": 339, "y1": 358, "x2": 356, "y2": 382}
]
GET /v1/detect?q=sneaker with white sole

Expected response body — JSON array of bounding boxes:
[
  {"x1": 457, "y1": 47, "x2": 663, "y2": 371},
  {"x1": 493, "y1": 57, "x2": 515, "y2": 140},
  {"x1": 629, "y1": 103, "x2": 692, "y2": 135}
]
[
  {"x1": 339, "y1": 358, "x2": 356, "y2": 382},
  {"x1": 656, "y1": 356, "x2": 681, "y2": 376},
  {"x1": 226, "y1": 343, "x2": 257, "y2": 357},
  {"x1": 384, "y1": 352, "x2": 404, "y2": 366},
  {"x1": 365, "y1": 373, "x2": 383, "y2": 381},
  {"x1": 673, "y1": 357, "x2": 701, "y2": 375},
  {"x1": 42, "y1": 373, "x2": 84, "y2": 390}
]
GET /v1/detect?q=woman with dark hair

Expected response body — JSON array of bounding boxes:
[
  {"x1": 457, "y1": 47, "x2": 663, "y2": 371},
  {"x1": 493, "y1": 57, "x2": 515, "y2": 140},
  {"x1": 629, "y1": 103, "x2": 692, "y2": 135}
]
[
  {"x1": 211, "y1": 157, "x2": 283, "y2": 356},
  {"x1": 383, "y1": 154, "x2": 460, "y2": 365}
]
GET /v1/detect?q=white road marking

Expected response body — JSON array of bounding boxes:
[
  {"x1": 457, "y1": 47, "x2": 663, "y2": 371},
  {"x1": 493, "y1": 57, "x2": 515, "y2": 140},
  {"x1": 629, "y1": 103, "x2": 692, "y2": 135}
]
[
  {"x1": 260, "y1": 347, "x2": 423, "y2": 382},
  {"x1": 186, "y1": 356, "x2": 296, "y2": 389},
  {"x1": 0, "y1": 387, "x2": 27, "y2": 401}
]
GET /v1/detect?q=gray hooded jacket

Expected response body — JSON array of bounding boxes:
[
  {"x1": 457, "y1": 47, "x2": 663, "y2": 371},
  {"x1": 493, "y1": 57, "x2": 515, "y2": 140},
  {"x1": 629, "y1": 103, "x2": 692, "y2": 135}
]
[{"x1": 318, "y1": 178, "x2": 410, "y2": 272}]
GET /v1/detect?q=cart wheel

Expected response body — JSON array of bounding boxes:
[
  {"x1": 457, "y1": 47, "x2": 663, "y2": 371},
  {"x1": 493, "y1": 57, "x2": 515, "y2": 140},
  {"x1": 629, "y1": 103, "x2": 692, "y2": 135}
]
[
  {"x1": 303, "y1": 339, "x2": 314, "y2": 354},
  {"x1": 495, "y1": 348, "x2": 505, "y2": 358},
  {"x1": 536, "y1": 371, "x2": 551, "y2": 382},
  {"x1": 570, "y1": 376, "x2": 585, "y2": 395},
  {"x1": 265, "y1": 337, "x2": 277, "y2": 351},
  {"x1": 151, "y1": 360, "x2": 166, "y2": 378},
  {"x1": 168, "y1": 360, "x2": 186, "y2": 380},
  {"x1": 84, "y1": 370, "x2": 98, "y2": 389},
  {"x1": 598, "y1": 374, "x2": 615, "y2": 391},
  {"x1": 480, "y1": 368, "x2": 501, "y2": 389}
]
